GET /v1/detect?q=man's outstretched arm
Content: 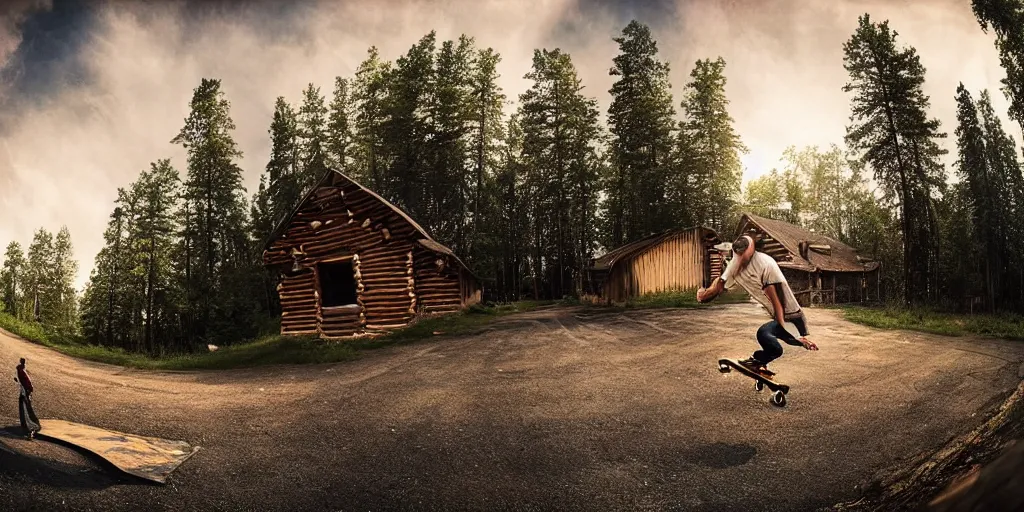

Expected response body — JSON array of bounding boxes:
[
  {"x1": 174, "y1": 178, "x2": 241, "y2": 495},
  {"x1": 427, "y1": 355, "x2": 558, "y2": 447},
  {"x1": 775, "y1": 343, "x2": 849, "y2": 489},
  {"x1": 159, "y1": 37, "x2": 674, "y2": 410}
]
[{"x1": 697, "y1": 277, "x2": 726, "y2": 303}]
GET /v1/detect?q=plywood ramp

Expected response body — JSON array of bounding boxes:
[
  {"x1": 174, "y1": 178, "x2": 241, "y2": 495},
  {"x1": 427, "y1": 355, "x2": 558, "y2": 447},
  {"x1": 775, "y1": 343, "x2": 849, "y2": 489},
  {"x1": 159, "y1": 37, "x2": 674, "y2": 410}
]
[{"x1": 37, "y1": 419, "x2": 199, "y2": 484}]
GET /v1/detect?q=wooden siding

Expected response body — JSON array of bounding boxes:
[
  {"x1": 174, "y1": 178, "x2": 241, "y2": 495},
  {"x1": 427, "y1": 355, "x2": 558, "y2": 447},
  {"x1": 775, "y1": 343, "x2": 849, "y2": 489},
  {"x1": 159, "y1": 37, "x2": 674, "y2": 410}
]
[
  {"x1": 279, "y1": 269, "x2": 318, "y2": 335},
  {"x1": 413, "y1": 248, "x2": 463, "y2": 314},
  {"x1": 603, "y1": 230, "x2": 708, "y2": 303},
  {"x1": 264, "y1": 173, "x2": 475, "y2": 338}
]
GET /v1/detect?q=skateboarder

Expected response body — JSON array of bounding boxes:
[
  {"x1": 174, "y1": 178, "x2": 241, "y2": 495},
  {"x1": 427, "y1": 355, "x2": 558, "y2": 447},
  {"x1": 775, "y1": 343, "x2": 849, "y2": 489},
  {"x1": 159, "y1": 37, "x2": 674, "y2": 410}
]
[
  {"x1": 15, "y1": 358, "x2": 40, "y2": 439},
  {"x1": 697, "y1": 235, "x2": 818, "y2": 376}
]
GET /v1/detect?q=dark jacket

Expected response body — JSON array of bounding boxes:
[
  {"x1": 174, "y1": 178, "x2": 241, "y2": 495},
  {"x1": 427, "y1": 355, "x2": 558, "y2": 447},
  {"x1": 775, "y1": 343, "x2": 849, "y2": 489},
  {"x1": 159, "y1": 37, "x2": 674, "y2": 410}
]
[{"x1": 16, "y1": 364, "x2": 32, "y2": 394}]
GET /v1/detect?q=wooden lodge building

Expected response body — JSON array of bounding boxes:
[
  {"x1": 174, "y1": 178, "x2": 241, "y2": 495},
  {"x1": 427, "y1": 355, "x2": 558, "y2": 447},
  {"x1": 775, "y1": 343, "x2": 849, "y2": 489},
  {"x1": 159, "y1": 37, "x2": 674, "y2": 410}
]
[
  {"x1": 587, "y1": 227, "x2": 723, "y2": 303},
  {"x1": 262, "y1": 170, "x2": 481, "y2": 338},
  {"x1": 734, "y1": 212, "x2": 881, "y2": 306}
]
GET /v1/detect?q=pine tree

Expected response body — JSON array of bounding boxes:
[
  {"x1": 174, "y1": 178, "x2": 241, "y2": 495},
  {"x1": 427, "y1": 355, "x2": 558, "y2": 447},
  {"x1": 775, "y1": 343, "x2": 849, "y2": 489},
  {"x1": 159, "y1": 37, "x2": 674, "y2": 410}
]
[
  {"x1": 518, "y1": 48, "x2": 603, "y2": 298},
  {"x1": 466, "y1": 45, "x2": 506, "y2": 269},
  {"x1": 25, "y1": 229, "x2": 54, "y2": 323},
  {"x1": 606, "y1": 20, "x2": 677, "y2": 248},
  {"x1": 171, "y1": 78, "x2": 248, "y2": 345},
  {"x1": 51, "y1": 226, "x2": 79, "y2": 330},
  {"x1": 265, "y1": 97, "x2": 301, "y2": 229},
  {"x1": 955, "y1": 85, "x2": 998, "y2": 308},
  {"x1": 0, "y1": 242, "x2": 26, "y2": 318},
  {"x1": 843, "y1": 14, "x2": 948, "y2": 306},
  {"x1": 328, "y1": 77, "x2": 356, "y2": 175},
  {"x1": 127, "y1": 160, "x2": 181, "y2": 353},
  {"x1": 298, "y1": 83, "x2": 329, "y2": 191},
  {"x1": 351, "y1": 47, "x2": 393, "y2": 191},
  {"x1": 492, "y1": 114, "x2": 528, "y2": 301},
  {"x1": 677, "y1": 57, "x2": 747, "y2": 233},
  {"x1": 383, "y1": 33, "x2": 437, "y2": 217},
  {"x1": 978, "y1": 89, "x2": 1024, "y2": 308},
  {"x1": 422, "y1": 36, "x2": 472, "y2": 249},
  {"x1": 972, "y1": 0, "x2": 1024, "y2": 133}
]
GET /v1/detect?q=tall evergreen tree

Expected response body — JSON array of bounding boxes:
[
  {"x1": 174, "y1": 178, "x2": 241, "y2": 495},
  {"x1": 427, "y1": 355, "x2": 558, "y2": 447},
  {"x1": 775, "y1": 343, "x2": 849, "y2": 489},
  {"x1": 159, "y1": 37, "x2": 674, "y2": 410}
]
[
  {"x1": 383, "y1": 33, "x2": 437, "y2": 217},
  {"x1": 972, "y1": 0, "x2": 1024, "y2": 133},
  {"x1": 25, "y1": 229, "x2": 54, "y2": 323},
  {"x1": 51, "y1": 226, "x2": 79, "y2": 330},
  {"x1": 955, "y1": 85, "x2": 999, "y2": 308},
  {"x1": 80, "y1": 199, "x2": 131, "y2": 348},
  {"x1": 265, "y1": 97, "x2": 301, "y2": 230},
  {"x1": 605, "y1": 20, "x2": 677, "y2": 248},
  {"x1": 518, "y1": 48, "x2": 603, "y2": 298},
  {"x1": 351, "y1": 47, "x2": 393, "y2": 190},
  {"x1": 298, "y1": 83, "x2": 329, "y2": 190},
  {"x1": 843, "y1": 14, "x2": 948, "y2": 305},
  {"x1": 130, "y1": 160, "x2": 180, "y2": 352},
  {"x1": 422, "y1": 36, "x2": 472, "y2": 250},
  {"x1": 0, "y1": 242, "x2": 26, "y2": 318},
  {"x1": 466, "y1": 46, "x2": 506, "y2": 268},
  {"x1": 676, "y1": 57, "x2": 747, "y2": 233},
  {"x1": 328, "y1": 77, "x2": 356, "y2": 174},
  {"x1": 171, "y1": 78, "x2": 249, "y2": 345}
]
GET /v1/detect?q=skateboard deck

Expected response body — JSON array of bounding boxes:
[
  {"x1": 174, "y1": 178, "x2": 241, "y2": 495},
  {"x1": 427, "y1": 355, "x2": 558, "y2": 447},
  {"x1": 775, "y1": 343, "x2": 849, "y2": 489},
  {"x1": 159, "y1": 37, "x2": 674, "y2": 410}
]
[{"x1": 718, "y1": 358, "x2": 790, "y2": 406}]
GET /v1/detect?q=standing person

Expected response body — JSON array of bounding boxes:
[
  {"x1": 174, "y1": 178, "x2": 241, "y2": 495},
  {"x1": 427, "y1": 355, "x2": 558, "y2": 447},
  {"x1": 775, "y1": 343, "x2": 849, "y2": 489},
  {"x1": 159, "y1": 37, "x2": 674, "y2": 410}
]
[
  {"x1": 15, "y1": 358, "x2": 40, "y2": 439},
  {"x1": 697, "y1": 235, "x2": 818, "y2": 376}
]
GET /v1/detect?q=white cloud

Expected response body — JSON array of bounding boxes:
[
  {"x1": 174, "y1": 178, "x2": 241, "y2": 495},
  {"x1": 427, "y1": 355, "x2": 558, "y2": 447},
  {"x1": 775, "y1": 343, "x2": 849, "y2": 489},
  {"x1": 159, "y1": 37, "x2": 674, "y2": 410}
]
[{"x1": 0, "y1": 0, "x2": 1017, "y2": 291}]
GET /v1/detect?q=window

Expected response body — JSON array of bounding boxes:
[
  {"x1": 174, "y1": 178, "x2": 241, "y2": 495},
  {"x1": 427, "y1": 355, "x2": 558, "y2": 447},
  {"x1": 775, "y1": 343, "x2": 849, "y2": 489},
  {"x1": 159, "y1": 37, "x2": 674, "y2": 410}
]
[{"x1": 318, "y1": 260, "x2": 358, "y2": 307}]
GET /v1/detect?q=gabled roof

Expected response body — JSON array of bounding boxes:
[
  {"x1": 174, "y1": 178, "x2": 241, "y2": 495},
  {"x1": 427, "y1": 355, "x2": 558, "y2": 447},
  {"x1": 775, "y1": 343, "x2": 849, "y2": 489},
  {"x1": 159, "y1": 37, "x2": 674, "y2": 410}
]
[
  {"x1": 590, "y1": 227, "x2": 719, "y2": 271},
  {"x1": 262, "y1": 169, "x2": 474, "y2": 275},
  {"x1": 738, "y1": 212, "x2": 879, "y2": 273}
]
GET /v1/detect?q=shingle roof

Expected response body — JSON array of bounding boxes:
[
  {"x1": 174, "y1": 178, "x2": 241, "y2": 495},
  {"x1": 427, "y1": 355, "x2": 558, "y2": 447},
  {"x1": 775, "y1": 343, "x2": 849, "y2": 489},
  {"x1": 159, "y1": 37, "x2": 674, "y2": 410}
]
[
  {"x1": 262, "y1": 169, "x2": 474, "y2": 276},
  {"x1": 738, "y1": 213, "x2": 879, "y2": 273},
  {"x1": 591, "y1": 227, "x2": 719, "y2": 271}
]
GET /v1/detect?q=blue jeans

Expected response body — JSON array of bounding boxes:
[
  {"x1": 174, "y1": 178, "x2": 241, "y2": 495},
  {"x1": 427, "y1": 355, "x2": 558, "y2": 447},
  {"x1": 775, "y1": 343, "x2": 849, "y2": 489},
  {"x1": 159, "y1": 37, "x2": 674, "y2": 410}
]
[{"x1": 754, "y1": 313, "x2": 809, "y2": 364}]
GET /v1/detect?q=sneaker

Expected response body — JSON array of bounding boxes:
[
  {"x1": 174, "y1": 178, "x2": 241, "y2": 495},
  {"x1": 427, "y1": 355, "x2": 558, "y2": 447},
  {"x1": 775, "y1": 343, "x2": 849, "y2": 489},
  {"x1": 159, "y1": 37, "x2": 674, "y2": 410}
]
[{"x1": 738, "y1": 357, "x2": 775, "y2": 377}]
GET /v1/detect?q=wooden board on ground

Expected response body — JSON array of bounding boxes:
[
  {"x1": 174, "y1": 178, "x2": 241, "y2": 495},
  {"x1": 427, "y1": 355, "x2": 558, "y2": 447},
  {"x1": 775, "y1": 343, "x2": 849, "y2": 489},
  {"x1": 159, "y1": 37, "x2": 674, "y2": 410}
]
[{"x1": 37, "y1": 419, "x2": 199, "y2": 484}]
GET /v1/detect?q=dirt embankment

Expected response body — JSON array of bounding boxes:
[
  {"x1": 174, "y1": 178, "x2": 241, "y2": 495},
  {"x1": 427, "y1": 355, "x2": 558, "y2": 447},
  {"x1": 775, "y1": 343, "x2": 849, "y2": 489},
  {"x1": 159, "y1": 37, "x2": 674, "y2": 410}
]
[{"x1": 831, "y1": 378, "x2": 1024, "y2": 511}]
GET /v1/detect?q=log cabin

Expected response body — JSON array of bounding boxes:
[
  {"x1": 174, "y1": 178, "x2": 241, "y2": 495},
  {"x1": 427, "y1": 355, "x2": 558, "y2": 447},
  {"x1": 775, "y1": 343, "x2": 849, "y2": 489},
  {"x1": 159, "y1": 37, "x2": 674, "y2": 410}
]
[
  {"x1": 587, "y1": 227, "x2": 723, "y2": 304},
  {"x1": 262, "y1": 170, "x2": 482, "y2": 338},
  {"x1": 733, "y1": 212, "x2": 881, "y2": 306}
]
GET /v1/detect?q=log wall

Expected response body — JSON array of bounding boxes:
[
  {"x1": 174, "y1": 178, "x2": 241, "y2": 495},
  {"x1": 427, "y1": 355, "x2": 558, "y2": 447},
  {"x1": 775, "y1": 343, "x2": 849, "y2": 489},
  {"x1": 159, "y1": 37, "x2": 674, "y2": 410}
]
[
  {"x1": 264, "y1": 176, "x2": 474, "y2": 338},
  {"x1": 279, "y1": 269, "x2": 318, "y2": 335},
  {"x1": 413, "y1": 248, "x2": 463, "y2": 314}
]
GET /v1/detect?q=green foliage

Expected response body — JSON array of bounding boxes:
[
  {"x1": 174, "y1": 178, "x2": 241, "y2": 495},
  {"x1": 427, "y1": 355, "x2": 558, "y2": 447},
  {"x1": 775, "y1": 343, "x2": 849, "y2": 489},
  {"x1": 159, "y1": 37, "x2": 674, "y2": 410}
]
[
  {"x1": 842, "y1": 305, "x2": 1024, "y2": 340},
  {"x1": 973, "y1": 0, "x2": 1024, "y2": 132},
  {"x1": 298, "y1": 83, "x2": 330, "y2": 191},
  {"x1": 328, "y1": 77, "x2": 356, "y2": 174},
  {"x1": 620, "y1": 289, "x2": 751, "y2": 309},
  {"x1": 676, "y1": 57, "x2": 747, "y2": 233},
  {"x1": 604, "y1": 20, "x2": 677, "y2": 249},
  {"x1": 4, "y1": 302, "x2": 553, "y2": 370},
  {"x1": 843, "y1": 14, "x2": 948, "y2": 306},
  {"x1": 518, "y1": 47, "x2": 604, "y2": 298},
  {"x1": 0, "y1": 242, "x2": 26, "y2": 318}
]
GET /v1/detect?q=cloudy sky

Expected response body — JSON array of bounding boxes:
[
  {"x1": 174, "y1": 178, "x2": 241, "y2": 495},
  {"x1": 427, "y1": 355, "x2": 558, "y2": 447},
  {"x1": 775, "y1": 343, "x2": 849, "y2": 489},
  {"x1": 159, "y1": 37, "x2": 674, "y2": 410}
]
[{"x1": 0, "y1": 0, "x2": 1018, "y2": 290}]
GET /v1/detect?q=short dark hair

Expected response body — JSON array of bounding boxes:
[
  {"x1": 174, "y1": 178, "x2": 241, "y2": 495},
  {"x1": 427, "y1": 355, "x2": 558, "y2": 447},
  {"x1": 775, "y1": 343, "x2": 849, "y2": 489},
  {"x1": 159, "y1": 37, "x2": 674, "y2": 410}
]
[
  {"x1": 19, "y1": 358, "x2": 25, "y2": 365},
  {"x1": 732, "y1": 236, "x2": 750, "y2": 254}
]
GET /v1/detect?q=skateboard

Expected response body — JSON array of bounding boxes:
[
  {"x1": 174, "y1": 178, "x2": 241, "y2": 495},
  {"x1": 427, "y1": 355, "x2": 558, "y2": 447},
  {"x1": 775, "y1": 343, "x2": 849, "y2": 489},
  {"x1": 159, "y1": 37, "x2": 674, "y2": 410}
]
[{"x1": 718, "y1": 358, "x2": 790, "y2": 407}]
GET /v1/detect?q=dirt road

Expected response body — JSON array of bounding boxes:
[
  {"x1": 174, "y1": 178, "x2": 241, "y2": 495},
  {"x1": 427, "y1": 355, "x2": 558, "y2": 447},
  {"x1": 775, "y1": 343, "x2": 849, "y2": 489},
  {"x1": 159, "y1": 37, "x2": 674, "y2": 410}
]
[{"x1": 1, "y1": 304, "x2": 1022, "y2": 511}]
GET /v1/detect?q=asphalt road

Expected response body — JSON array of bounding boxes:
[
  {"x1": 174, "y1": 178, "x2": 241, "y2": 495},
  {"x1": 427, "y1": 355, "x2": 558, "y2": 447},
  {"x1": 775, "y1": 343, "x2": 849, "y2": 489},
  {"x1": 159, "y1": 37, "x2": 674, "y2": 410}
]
[{"x1": 1, "y1": 303, "x2": 1023, "y2": 511}]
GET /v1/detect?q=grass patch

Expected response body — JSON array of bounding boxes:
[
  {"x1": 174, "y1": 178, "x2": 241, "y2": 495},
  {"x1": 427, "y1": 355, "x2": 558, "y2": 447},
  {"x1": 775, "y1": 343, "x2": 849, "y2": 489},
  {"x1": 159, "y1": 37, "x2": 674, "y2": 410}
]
[
  {"x1": 620, "y1": 289, "x2": 752, "y2": 310},
  {"x1": 0, "y1": 301, "x2": 556, "y2": 371},
  {"x1": 841, "y1": 306, "x2": 1024, "y2": 340}
]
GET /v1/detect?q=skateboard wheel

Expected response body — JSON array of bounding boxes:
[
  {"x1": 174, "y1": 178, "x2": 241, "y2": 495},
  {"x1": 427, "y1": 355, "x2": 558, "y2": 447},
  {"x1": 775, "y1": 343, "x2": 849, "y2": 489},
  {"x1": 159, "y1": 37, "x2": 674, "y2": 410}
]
[
  {"x1": 771, "y1": 390, "x2": 786, "y2": 407},
  {"x1": 718, "y1": 364, "x2": 731, "y2": 373},
  {"x1": 755, "y1": 381, "x2": 764, "y2": 392}
]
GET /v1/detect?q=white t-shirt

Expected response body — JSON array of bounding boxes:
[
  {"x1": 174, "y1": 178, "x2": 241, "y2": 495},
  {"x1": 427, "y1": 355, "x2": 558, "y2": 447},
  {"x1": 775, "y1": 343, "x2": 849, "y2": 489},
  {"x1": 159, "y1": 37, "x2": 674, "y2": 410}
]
[{"x1": 721, "y1": 251, "x2": 802, "y2": 319}]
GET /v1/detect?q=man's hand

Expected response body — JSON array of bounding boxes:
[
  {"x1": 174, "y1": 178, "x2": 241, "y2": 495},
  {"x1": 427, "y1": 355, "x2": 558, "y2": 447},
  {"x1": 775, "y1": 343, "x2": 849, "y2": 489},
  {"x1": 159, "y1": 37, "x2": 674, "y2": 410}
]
[
  {"x1": 696, "y1": 287, "x2": 706, "y2": 303},
  {"x1": 799, "y1": 337, "x2": 818, "y2": 351}
]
